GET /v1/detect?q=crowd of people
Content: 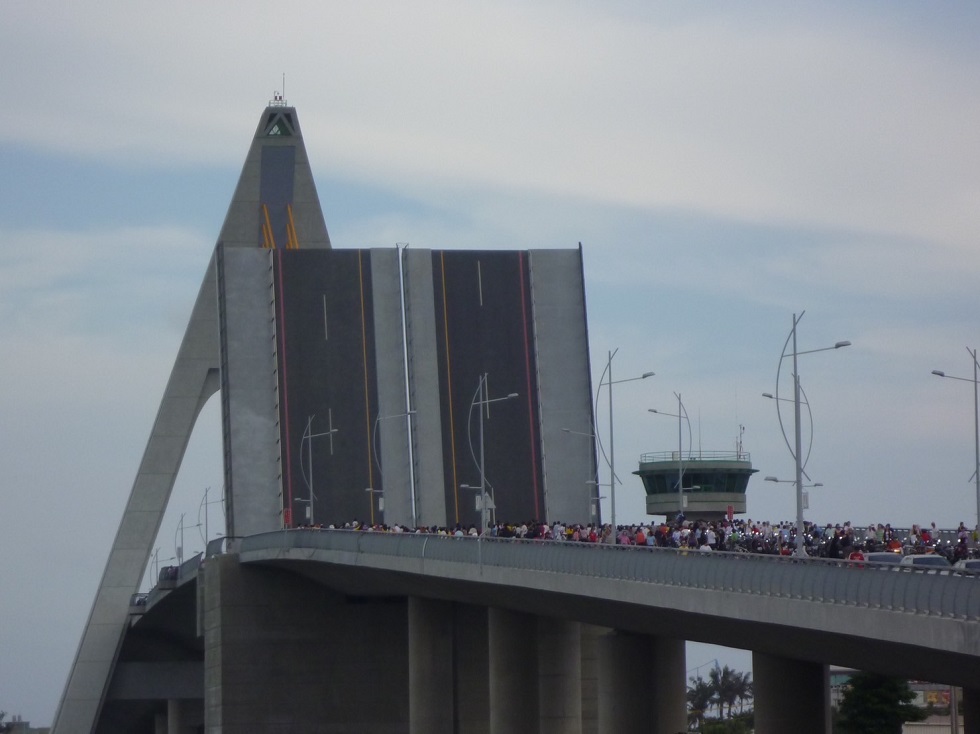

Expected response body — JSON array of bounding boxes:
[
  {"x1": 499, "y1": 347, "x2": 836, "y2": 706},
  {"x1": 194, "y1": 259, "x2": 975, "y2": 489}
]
[{"x1": 299, "y1": 516, "x2": 980, "y2": 561}]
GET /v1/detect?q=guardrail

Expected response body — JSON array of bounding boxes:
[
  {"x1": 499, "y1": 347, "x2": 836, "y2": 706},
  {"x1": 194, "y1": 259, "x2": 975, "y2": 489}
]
[
  {"x1": 238, "y1": 530, "x2": 980, "y2": 621},
  {"x1": 639, "y1": 451, "x2": 751, "y2": 463}
]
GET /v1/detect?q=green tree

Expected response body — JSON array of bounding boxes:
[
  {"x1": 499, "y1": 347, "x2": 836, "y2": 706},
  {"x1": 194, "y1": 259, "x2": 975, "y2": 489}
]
[
  {"x1": 709, "y1": 665, "x2": 742, "y2": 719},
  {"x1": 732, "y1": 670, "x2": 753, "y2": 714},
  {"x1": 837, "y1": 671, "x2": 926, "y2": 734},
  {"x1": 688, "y1": 675, "x2": 715, "y2": 730}
]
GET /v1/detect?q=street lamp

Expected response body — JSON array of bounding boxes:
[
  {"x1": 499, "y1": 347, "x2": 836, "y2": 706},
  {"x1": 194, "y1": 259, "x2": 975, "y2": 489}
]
[
  {"x1": 589, "y1": 492, "x2": 608, "y2": 521},
  {"x1": 466, "y1": 373, "x2": 518, "y2": 533},
  {"x1": 372, "y1": 409, "x2": 417, "y2": 525},
  {"x1": 364, "y1": 487, "x2": 384, "y2": 518},
  {"x1": 197, "y1": 486, "x2": 225, "y2": 548},
  {"x1": 769, "y1": 311, "x2": 850, "y2": 558},
  {"x1": 584, "y1": 478, "x2": 611, "y2": 523},
  {"x1": 931, "y1": 346, "x2": 980, "y2": 531},
  {"x1": 173, "y1": 513, "x2": 202, "y2": 566},
  {"x1": 562, "y1": 427, "x2": 603, "y2": 521},
  {"x1": 762, "y1": 389, "x2": 815, "y2": 476},
  {"x1": 596, "y1": 348, "x2": 655, "y2": 529},
  {"x1": 764, "y1": 475, "x2": 823, "y2": 511},
  {"x1": 649, "y1": 392, "x2": 694, "y2": 515},
  {"x1": 460, "y1": 483, "x2": 495, "y2": 531},
  {"x1": 298, "y1": 411, "x2": 339, "y2": 527}
]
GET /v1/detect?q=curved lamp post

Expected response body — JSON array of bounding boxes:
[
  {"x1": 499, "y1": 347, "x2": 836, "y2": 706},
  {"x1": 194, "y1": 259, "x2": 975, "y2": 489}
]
[
  {"x1": 364, "y1": 487, "x2": 384, "y2": 519},
  {"x1": 372, "y1": 410, "x2": 417, "y2": 525},
  {"x1": 197, "y1": 486, "x2": 225, "y2": 548},
  {"x1": 466, "y1": 373, "x2": 518, "y2": 533},
  {"x1": 299, "y1": 411, "x2": 339, "y2": 527},
  {"x1": 769, "y1": 311, "x2": 850, "y2": 558},
  {"x1": 596, "y1": 348, "x2": 655, "y2": 529},
  {"x1": 931, "y1": 346, "x2": 980, "y2": 532},
  {"x1": 562, "y1": 427, "x2": 604, "y2": 521},
  {"x1": 588, "y1": 490, "x2": 608, "y2": 520},
  {"x1": 649, "y1": 392, "x2": 694, "y2": 515},
  {"x1": 763, "y1": 475, "x2": 823, "y2": 509}
]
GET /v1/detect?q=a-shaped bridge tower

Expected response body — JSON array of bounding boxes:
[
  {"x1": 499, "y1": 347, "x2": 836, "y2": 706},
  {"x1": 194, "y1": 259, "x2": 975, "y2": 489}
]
[{"x1": 52, "y1": 101, "x2": 596, "y2": 733}]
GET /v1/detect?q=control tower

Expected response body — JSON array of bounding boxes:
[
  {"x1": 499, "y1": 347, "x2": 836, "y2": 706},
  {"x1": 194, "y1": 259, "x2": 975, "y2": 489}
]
[{"x1": 635, "y1": 449, "x2": 757, "y2": 522}]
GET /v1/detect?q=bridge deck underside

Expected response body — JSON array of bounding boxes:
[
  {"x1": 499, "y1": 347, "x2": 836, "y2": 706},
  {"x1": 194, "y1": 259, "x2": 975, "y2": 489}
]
[{"x1": 236, "y1": 532, "x2": 980, "y2": 689}]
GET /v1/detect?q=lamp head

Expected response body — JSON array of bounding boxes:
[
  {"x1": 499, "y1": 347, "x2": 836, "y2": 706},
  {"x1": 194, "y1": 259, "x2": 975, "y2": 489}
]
[
  {"x1": 764, "y1": 476, "x2": 779, "y2": 482},
  {"x1": 834, "y1": 341, "x2": 852, "y2": 349},
  {"x1": 641, "y1": 372, "x2": 656, "y2": 379},
  {"x1": 932, "y1": 370, "x2": 946, "y2": 377}
]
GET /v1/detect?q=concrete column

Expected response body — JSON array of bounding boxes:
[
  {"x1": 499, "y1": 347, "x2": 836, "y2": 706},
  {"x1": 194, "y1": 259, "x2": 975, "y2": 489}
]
[
  {"x1": 202, "y1": 554, "x2": 409, "y2": 733},
  {"x1": 155, "y1": 712, "x2": 166, "y2": 734},
  {"x1": 537, "y1": 617, "x2": 582, "y2": 734},
  {"x1": 753, "y1": 652, "x2": 829, "y2": 734},
  {"x1": 167, "y1": 699, "x2": 182, "y2": 734},
  {"x1": 489, "y1": 608, "x2": 538, "y2": 734},
  {"x1": 455, "y1": 604, "x2": 490, "y2": 734},
  {"x1": 409, "y1": 597, "x2": 455, "y2": 734},
  {"x1": 596, "y1": 632, "x2": 686, "y2": 734},
  {"x1": 580, "y1": 625, "x2": 606, "y2": 734},
  {"x1": 963, "y1": 687, "x2": 980, "y2": 734}
]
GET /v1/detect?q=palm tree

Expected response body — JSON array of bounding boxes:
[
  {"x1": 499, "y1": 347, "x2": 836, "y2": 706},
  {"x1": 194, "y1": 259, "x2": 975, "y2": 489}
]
[
  {"x1": 709, "y1": 665, "x2": 741, "y2": 719},
  {"x1": 687, "y1": 675, "x2": 715, "y2": 730},
  {"x1": 732, "y1": 670, "x2": 753, "y2": 714}
]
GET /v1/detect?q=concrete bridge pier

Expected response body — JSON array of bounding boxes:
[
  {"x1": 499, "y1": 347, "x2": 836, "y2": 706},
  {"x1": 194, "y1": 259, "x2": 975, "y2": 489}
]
[
  {"x1": 202, "y1": 555, "x2": 410, "y2": 733},
  {"x1": 753, "y1": 652, "x2": 829, "y2": 734},
  {"x1": 408, "y1": 598, "x2": 491, "y2": 734},
  {"x1": 453, "y1": 604, "x2": 492, "y2": 734},
  {"x1": 408, "y1": 597, "x2": 455, "y2": 733},
  {"x1": 596, "y1": 631, "x2": 686, "y2": 734},
  {"x1": 488, "y1": 608, "x2": 582, "y2": 734},
  {"x1": 152, "y1": 699, "x2": 196, "y2": 734},
  {"x1": 167, "y1": 699, "x2": 188, "y2": 734},
  {"x1": 963, "y1": 687, "x2": 980, "y2": 734}
]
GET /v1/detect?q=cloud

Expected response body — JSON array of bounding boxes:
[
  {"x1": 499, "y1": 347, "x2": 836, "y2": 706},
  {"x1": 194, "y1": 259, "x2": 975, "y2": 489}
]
[
  {"x1": 4, "y1": 2, "x2": 979, "y2": 253},
  {"x1": 3, "y1": 2, "x2": 980, "y2": 724}
]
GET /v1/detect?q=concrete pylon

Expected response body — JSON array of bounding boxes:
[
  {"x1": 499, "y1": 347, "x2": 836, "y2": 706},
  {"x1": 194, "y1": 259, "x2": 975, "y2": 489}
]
[
  {"x1": 753, "y1": 652, "x2": 829, "y2": 734},
  {"x1": 488, "y1": 609, "x2": 584, "y2": 734},
  {"x1": 51, "y1": 102, "x2": 329, "y2": 734},
  {"x1": 409, "y1": 597, "x2": 455, "y2": 733},
  {"x1": 202, "y1": 554, "x2": 409, "y2": 732},
  {"x1": 489, "y1": 609, "x2": 539, "y2": 732},
  {"x1": 596, "y1": 631, "x2": 686, "y2": 734},
  {"x1": 537, "y1": 617, "x2": 583, "y2": 734},
  {"x1": 961, "y1": 687, "x2": 979, "y2": 734}
]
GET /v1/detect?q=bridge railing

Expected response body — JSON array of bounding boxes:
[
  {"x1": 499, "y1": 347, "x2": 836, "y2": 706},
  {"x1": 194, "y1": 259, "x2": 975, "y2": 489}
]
[{"x1": 238, "y1": 530, "x2": 980, "y2": 621}]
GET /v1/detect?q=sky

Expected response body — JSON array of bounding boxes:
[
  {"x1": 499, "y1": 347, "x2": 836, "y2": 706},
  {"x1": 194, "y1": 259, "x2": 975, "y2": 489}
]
[{"x1": 2, "y1": 1, "x2": 980, "y2": 725}]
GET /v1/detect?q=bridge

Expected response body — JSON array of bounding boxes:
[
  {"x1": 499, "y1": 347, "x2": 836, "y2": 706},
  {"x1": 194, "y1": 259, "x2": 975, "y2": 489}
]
[
  {"x1": 96, "y1": 529, "x2": 980, "y2": 733},
  {"x1": 51, "y1": 102, "x2": 980, "y2": 733}
]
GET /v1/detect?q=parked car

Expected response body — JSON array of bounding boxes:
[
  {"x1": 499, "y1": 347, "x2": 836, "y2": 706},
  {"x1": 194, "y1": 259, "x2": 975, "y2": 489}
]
[
  {"x1": 899, "y1": 554, "x2": 951, "y2": 569},
  {"x1": 863, "y1": 551, "x2": 904, "y2": 566}
]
